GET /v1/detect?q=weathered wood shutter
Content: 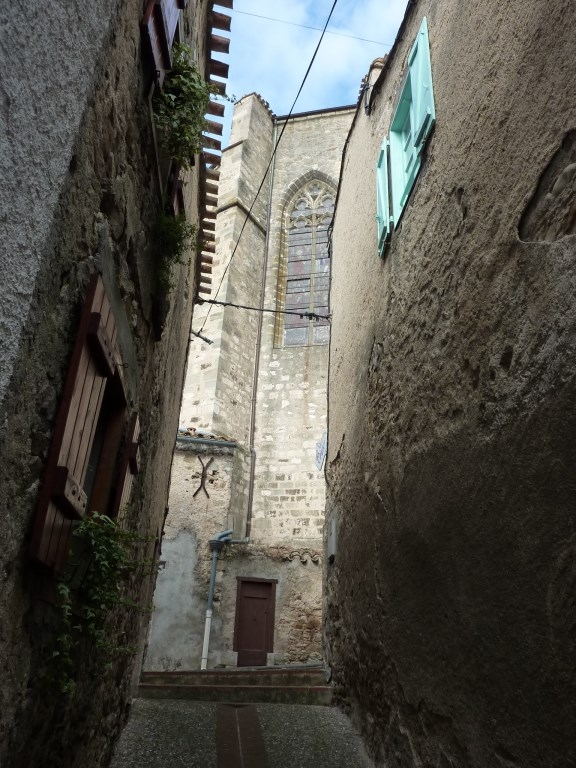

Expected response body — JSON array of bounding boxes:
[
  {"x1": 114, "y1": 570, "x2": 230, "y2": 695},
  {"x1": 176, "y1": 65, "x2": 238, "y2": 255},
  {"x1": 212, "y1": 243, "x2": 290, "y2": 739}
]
[
  {"x1": 111, "y1": 412, "x2": 141, "y2": 519},
  {"x1": 141, "y1": 0, "x2": 182, "y2": 85},
  {"x1": 30, "y1": 275, "x2": 124, "y2": 572},
  {"x1": 161, "y1": 0, "x2": 180, "y2": 49}
]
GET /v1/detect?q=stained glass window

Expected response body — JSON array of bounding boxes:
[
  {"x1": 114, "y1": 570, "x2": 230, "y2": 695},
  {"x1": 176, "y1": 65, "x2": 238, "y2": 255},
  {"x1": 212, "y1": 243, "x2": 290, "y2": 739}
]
[{"x1": 280, "y1": 181, "x2": 334, "y2": 347}]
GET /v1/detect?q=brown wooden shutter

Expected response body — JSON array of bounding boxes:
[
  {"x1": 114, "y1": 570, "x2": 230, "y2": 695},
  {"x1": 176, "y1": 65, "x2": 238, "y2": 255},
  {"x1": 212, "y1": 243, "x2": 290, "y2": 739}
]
[
  {"x1": 168, "y1": 163, "x2": 185, "y2": 216},
  {"x1": 161, "y1": 0, "x2": 180, "y2": 49},
  {"x1": 141, "y1": 0, "x2": 182, "y2": 85},
  {"x1": 30, "y1": 275, "x2": 122, "y2": 572},
  {"x1": 111, "y1": 412, "x2": 141, "y2": 520}
]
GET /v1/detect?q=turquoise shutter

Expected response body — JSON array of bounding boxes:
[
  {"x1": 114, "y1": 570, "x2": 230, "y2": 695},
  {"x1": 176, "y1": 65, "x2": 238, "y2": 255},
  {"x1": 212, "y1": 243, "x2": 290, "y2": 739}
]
[
  {"x1": 409, "y1": 16, "x2": 435, "y2": 150},
  {"x1": 376, "y1": 138, "x2": 390, "y2": 253}
]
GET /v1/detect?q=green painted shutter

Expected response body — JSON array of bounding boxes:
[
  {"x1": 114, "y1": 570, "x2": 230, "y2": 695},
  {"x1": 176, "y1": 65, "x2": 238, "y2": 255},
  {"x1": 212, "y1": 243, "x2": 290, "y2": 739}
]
[
  {"x1": 409, "y1": 16, "x2": 435, "y2": 150},
  {"x1": 376, "y1": 138, "x2": 390, "y2": 252},
  {"x1": 388, "y1": 16, "x2": 435, "y2": 226}
]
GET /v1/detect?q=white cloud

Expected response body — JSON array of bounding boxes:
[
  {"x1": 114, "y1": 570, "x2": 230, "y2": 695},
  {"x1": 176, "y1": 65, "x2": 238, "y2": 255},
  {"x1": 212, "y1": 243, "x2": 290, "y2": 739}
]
[{"x1": 214, "y1": 0, "x2": 408, "y2": 142}]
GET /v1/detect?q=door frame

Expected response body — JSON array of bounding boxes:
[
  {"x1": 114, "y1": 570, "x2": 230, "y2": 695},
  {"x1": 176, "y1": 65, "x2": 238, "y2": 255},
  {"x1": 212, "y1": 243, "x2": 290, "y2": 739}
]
[{"x1": 233, "y1": 577, "x2": 278, "y2": 665}]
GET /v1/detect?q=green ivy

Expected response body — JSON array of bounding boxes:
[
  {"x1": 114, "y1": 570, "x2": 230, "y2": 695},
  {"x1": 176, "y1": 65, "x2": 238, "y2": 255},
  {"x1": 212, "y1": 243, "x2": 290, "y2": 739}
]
[
  {"x1": 154, "y1": 43, "x2": 217, "y2": 168},
  {"x1": 153, "y1": 210, "x2": 198, "y2": 294},
  {"x1": 50, "y1": 513, "x2": 154, "y2": 695},
  {"x1": 52, "y1": 582, "x2": 76, "y2": 695}
]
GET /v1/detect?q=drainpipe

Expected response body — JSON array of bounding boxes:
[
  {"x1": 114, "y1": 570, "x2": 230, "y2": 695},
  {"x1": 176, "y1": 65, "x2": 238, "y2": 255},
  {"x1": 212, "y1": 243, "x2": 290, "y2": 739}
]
[
  {"x1": 200, "y1": 528, "x2": 233, "y2": 670},
  {"x1": 231, "y1": 121, "x2": 278, "y2": 545}
]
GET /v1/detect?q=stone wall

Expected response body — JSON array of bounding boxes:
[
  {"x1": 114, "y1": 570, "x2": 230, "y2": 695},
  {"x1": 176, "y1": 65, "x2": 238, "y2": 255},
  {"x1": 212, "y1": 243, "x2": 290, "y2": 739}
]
[
  {"x1": 145, "y1": 443, "x2": 236, "y2": 671},
  {"x1": 251, "y1": 108, "x2": 355, "y2": 549},
  {"x1": 0, "y1": 0, "x2": 211, "y2": 765},
  {"x1": 146, "y1": 441, "x2": 324, "y2": 668},
  {"x1": 151, "y1": 97, "x2": 354, "y2": 669},
  {"x1": 217, "y1": 545, "x2": 324, "y2": 666},
  {"x1": 326, "y1": 1, "x2": 576, "y2": 767},
  {"x1": 180, "y1": 93, "x2": 273, "y2": 443}
]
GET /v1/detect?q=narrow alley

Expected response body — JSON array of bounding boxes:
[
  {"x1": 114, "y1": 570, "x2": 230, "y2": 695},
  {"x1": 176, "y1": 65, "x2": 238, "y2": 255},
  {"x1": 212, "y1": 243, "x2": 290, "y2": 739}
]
[
  {"x1": 110, "y1": 668, "x2": 373, "y2": 768},
  {"x1": 1, "y1": 0, "x2": 575, "y2": 767}
]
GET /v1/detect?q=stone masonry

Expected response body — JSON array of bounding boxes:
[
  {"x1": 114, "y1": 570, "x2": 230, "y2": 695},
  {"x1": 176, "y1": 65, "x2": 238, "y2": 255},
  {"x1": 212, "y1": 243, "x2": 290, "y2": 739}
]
[
  {"x1": 147, "y1": 95, "x2": 354, "y2": 669},
  {"x1": 325, "y1": 1, "x2": 576, "y2": 767},
  {"x1": 0, "y1": 0, "x2": 218, "y2": 765}
]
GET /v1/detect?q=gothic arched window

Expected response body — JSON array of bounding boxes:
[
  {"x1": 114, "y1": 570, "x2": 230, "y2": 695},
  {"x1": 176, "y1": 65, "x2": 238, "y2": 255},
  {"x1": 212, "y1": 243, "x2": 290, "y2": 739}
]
[{"x1": 278, "y1": 180, "x2": 334, "y2": 347}]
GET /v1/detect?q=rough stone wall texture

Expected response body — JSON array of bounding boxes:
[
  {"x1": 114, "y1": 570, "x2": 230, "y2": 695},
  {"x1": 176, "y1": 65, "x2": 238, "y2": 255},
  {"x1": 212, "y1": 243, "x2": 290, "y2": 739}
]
[
  {"x1": 0, "y1": 0, "x2": 119, "y2": 406},
  {"x1": 326, "y1": 2, "x2": 576, "y2": 767},
  {"x1": 153, "y1": 97, "x2": 353, "y2": 668},
  {"x1": 217, "y1": 546, "x2": 324, "y2": 666},
  {"x1": 0, "y1": 0, "x2": 209, "y2": 765},
  {"x1": 145, "y1": 446, "x2": 236, "y2": 670},
  {"x1": 146, "y1": 443, "x2": 324, "y2": 668},
  {"x1": 180, "y1": 94, "x2": 272, "y2": 443}
]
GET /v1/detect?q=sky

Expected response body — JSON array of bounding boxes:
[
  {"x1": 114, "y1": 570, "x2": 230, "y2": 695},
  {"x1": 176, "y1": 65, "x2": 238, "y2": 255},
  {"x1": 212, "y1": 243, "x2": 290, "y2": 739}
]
[{"x1": 215, "y1": 0, "x2": 409, "y2": 144}]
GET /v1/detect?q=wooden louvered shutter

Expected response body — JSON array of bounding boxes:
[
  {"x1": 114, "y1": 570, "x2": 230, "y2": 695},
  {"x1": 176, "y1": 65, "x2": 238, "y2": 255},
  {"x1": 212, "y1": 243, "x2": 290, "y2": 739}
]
[
  {"x1": 111, "y1": 412, "x2": 141, "y2": 520},
  {"x1": 388, "y1": 17, "x2": 436, "y2": 225},
  {"x1": 376, "y1": 137, "x2": 390, "y2": 251},
  {"x1": 30, "y1": 275, "x2": 123, "y2": 572},
  {"x1": 141, "y1": 0, "x2": 182, "y2": 85},
  {"x1": 161, "y1": 0, "x2": 180, "y2": 49},
  {"x1": 409, "y1": 16, "x2": 435, "y2": 151}
]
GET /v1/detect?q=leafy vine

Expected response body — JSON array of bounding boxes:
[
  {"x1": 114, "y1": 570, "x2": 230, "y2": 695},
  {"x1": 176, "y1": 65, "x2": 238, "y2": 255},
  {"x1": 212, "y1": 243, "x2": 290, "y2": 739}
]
[
  {"x1": 152, "y1": 210, "x2": 198, "y2": 294},
  {"x1": 50, "y1": 512, "x2": 154, "y2": 695},
  {"x1": 153, "y1": 43, "x2": 217, "y2": 168}
]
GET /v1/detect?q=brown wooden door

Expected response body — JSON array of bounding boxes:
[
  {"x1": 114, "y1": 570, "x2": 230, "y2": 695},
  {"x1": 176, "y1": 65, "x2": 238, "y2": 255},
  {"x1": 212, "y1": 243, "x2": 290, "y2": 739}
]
[{"x1": 234, "y1": 578, "x2": 276, "y2": 667}]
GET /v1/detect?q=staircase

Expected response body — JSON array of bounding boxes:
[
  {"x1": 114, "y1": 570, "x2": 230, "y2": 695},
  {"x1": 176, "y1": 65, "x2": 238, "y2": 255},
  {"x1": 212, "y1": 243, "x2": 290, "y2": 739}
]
[{"x1": 139, "y1": 665, "x2": 333, "y2": 705}]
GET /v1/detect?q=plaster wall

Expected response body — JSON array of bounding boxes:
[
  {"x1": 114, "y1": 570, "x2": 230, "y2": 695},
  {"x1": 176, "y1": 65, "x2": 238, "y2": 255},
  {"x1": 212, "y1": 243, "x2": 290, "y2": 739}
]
[
  {"x1": 326, "y1": 1, "x2": 576, "y2": 766},
  {"x1": 145, "y1": 447, "x2": 235, "y2": 671},
  {"x1": 0, "y1": 0, "x2": 209, "y2": 764},
  {"x1": 147, "y1": 443, "x2": 324, "y2": 668},
  {"x1": 0, "y1": 0, "x2": 119, "y2": 409}
]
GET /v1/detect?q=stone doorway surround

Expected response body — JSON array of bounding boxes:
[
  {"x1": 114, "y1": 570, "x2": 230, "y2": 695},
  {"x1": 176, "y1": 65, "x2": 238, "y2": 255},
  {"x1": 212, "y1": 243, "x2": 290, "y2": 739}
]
[{"x1": 233, "y1": 577, "x2": 277, "y2": 666}]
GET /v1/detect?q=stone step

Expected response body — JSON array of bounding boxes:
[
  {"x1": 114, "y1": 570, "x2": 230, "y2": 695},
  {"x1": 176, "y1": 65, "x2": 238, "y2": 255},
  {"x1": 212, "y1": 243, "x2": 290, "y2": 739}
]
[
  {"x1": 138, "y1": 682, "x2": 333, "y2": 706},
  {"x1": 138, "y1": 667, "x2": 332, "y2": 706},
  {"x1": 141, "y1": 666, "x2": 327, "y2": 688}
]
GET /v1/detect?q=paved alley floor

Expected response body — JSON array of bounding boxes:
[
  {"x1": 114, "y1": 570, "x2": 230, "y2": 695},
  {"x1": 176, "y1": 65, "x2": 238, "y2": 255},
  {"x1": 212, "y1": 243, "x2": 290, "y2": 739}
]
[{"x1": 110, "y1": 698, "x2": 374, "y2": 768}]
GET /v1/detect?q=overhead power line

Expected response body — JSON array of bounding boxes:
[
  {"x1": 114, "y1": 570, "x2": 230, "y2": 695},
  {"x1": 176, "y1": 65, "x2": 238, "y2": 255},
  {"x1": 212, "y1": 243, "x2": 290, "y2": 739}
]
[
  {"x1": 231, "y1": 8, "x2": 394, "y2": 48},
  {"x1": 197, "y1": 298, "x2": 331, "y2": 321},
  {"x1": 197, "y1": 0, "x2": 340, "y2": 335}
]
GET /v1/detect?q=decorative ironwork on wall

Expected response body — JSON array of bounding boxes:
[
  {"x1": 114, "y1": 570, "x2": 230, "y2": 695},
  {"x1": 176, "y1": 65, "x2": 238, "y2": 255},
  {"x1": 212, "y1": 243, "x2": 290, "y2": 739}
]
[{"x1": 193, "y1": 455, "x2": 214, "y2": 497}]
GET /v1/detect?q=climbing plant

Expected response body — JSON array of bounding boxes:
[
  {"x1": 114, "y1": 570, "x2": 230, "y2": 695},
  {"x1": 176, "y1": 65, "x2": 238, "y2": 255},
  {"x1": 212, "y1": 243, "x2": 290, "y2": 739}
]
[
  {"x1": 152, "y1": 210, "x2": 198, "y2": 294},
  {"x1": 50, "y1": 512, "x2": 154, "y2": 695},
  {"x1": 153, "y1": 43, "x2": 217, "y2": 168}
]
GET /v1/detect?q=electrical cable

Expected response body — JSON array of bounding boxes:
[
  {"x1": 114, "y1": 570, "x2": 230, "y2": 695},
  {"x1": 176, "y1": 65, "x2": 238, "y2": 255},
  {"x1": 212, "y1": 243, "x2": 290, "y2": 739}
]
[
  {"x1": 196, "y1": 297, "x2": 331, "y2": 321},
  {"x1": 196, "y1": 0, "x2": 339, "y2": 336},
  {"x1": 230, "y1": 8, "x2": 394, "y2": 48}
]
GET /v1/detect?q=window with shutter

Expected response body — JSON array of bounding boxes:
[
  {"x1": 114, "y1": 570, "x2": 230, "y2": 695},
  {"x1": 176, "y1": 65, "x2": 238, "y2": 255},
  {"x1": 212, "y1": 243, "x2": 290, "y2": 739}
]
[
  {"x1": 30, "y1": 275, "x2": 138, "y2": 573},
  {"x1": 111, "y1": 412, "x2": 141, "y2": 521},
  {"x1": 376, "y1": 138, "x2": 391, "y2": 255},
  {"x1": 141, "y1": 0, "x2": 182, "y2": 85},
  {"x1": 388, "y1": 16, "x2": 435, "y2": 226}
]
